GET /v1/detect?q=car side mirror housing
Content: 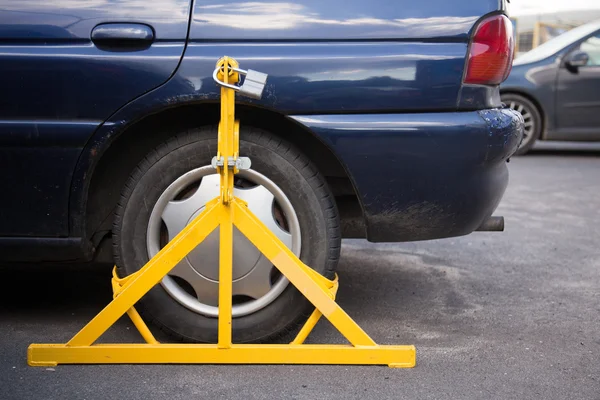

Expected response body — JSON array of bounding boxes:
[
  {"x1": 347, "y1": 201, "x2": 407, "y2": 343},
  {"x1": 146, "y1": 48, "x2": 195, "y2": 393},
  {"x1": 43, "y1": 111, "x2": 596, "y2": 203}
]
[{"x1": 565, "y1": 50, "x2": 590, "y2": 69}]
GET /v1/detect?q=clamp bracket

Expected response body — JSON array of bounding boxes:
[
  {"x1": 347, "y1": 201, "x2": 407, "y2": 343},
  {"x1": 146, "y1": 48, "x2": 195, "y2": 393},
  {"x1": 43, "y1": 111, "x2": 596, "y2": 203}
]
[{"x1": 211, "y1": 156, "x2": 251, "y2": 170}]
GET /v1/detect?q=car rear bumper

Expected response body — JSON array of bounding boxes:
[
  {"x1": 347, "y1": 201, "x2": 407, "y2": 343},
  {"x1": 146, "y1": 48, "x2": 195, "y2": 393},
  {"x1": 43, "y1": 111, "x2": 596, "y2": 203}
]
[{"x1": 292, "y1": 108, "x2": 524, "y2": 242}]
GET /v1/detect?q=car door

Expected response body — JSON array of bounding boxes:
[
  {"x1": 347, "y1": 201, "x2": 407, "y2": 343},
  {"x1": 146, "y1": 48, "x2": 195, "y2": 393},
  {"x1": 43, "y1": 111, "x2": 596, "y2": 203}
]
[
  {"x1": 0, "y1": 1, "x2": 192, "y2": 237},
  {"x1": 555, "y1": 31, "x2": 600, "y2": 139}
]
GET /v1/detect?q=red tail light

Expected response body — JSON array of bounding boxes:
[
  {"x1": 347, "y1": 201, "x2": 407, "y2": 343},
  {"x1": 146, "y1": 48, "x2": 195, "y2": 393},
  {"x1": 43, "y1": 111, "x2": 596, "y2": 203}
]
[{"x1": 464, "y1": 14, "x2": 514, "y2": 85}]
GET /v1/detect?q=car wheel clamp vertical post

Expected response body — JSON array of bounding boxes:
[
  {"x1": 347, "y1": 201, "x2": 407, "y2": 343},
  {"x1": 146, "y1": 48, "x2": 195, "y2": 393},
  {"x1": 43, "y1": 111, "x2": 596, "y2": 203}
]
[{"x1": 27, "y1": 56, "x2": 416, "y2": 368}]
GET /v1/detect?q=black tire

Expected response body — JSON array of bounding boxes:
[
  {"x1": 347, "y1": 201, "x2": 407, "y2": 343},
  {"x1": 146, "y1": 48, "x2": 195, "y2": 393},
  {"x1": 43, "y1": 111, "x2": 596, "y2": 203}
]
[
  {"x1": 113, "y1": 126, "x2": 341, "y2": 343},
  {"x1": 501, "y1": 93, "x2": 543, "y2": 155}
]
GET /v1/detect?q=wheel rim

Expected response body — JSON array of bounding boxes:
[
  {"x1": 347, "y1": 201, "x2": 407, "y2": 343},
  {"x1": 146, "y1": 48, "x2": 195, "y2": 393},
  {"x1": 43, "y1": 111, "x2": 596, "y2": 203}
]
[
  {"x1": 146, "y1": 166, "x2": 301, "y2": 318},
  {"x1": 506, "y1": 99, "x2": 536, "y2": 148}
]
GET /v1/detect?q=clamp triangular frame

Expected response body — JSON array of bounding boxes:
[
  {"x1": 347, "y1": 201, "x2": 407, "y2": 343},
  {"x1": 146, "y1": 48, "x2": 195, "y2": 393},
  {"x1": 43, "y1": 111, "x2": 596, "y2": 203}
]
[{"x1": 27, "y1": 57, "x2": 416, "y2": 368}]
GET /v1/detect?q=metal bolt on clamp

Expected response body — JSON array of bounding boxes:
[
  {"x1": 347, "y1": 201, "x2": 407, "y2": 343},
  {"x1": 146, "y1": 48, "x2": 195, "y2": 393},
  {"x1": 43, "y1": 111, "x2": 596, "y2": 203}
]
[{"x1": 211, "y1": 156, "x2": 252, "y2": 170}]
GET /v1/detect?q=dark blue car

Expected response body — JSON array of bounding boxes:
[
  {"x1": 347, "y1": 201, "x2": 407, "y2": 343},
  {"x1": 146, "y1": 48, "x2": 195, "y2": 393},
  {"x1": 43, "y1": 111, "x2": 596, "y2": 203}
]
[{"x1": 0, "y1": 0, "x2": 522, "y2": 342}]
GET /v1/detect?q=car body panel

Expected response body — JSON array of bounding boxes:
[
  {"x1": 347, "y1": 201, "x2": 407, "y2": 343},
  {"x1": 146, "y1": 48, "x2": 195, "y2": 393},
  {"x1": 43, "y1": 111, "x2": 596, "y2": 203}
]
[
  {"x1": 0, "y1": 121, "x2": 96, "y2": 236},
  {"x1": 189, "y1": 0, "x2": 500, "y2": 40},
  {"x1": 157, "y1": 42, "x2": 468, "y2": 113},
  {"x1": 293, "y1": 109, "x2": 523, "y2": 242},
  {"x1": 0, "y1": 0, "x2": 192, "y2": 236}
]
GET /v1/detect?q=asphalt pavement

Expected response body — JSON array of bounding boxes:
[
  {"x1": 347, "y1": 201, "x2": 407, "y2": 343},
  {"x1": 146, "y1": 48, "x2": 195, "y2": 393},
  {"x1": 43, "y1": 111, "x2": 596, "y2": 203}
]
[{"x1": 2, "y1": 145, "x2": 599, "y2": 400}]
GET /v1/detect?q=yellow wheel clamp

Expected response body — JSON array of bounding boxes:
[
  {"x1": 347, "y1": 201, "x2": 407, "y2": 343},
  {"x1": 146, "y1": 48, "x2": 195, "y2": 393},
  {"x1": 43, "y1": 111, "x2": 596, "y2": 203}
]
[{"x1": 28, "y1": 57, "x2": 416, "y2": 368}]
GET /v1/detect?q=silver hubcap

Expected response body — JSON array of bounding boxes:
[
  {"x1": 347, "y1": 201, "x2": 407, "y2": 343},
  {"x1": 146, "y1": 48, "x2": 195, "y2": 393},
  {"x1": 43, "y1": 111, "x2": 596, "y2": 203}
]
[
  {"x1": 147, "y1": 166, "x2": 301, "y2": 318},
  {"x1": 507, "y1": 100, "x2": 535, "y2": 147}
]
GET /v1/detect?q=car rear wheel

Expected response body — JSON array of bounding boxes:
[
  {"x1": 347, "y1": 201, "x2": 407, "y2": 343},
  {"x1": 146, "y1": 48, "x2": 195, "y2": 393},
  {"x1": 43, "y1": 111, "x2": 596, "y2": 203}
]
[
  {"x1": 501, "y1": 93, "x2": 542, "y2": 155},
  {"x1": 113, "y1": 126, "x2": 341, "y2": 343}
]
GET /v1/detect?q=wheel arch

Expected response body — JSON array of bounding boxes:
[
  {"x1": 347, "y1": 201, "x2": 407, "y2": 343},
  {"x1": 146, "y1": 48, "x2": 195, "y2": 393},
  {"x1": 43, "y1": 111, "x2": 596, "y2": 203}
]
[{"x1": 77, "y1": 103, "x2": 361, "y2": 254}]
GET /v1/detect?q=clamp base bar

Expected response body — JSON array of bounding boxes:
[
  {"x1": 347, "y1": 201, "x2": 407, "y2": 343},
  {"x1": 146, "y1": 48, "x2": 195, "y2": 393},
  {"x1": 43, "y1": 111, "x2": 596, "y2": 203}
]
[{"x1": 28, "y1": 344, "x2": 416, "y2": 368}]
